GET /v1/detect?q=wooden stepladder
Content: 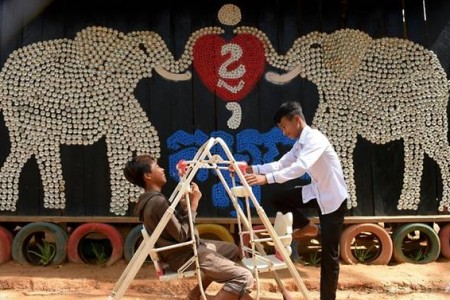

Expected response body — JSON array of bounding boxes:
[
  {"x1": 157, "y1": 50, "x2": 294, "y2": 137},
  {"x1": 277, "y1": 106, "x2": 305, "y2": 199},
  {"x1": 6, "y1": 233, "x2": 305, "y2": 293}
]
[{"x1": 108, "y1": 137, "x2": 311, "y2": 300}]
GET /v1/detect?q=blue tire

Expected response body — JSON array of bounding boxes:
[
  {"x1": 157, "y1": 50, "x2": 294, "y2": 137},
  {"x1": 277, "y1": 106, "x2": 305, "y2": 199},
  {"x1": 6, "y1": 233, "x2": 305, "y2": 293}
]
[{"x1": 123, "y1": 224, "x2": 144, "y2": 263}]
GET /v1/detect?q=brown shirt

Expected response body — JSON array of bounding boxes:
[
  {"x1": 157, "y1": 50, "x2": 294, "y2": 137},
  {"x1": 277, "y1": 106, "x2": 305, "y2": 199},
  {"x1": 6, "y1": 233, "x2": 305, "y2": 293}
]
[{"x1": 134, "y1": 190, "x2": 197, "y2": 271}]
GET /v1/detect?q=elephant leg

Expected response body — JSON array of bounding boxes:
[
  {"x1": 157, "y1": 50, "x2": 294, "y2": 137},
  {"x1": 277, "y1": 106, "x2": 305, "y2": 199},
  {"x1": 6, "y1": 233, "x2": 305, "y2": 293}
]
[
  {"x1": 0, "y1": 143, "x2": 32, "y2": 211},
  {"x1": 425, "y1": 140, "x2": 450, "y2": 212},
  {"x1": 106, "y1": 100, "x2": 161, "y2": 215},
  {"x1": 398, "y1": 139, "x2": 424, "y2": 210},
  {"x1": 106, "y1": 134, "x2": 137, "y2": 216},
  {"x1": 341, "y1": 140, "x2": 357, "y2": 209},
  {"x1": 35, "y1": 144, "x2": 66, "y2": 209}
]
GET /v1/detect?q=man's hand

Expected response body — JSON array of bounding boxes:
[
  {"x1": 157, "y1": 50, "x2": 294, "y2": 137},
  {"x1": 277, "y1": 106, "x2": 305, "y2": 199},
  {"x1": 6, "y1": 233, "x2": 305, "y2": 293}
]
[
  {"x1": 244, "y1": 173, "x2": 268, "y2": 186},
  {"x1": 228, "y1": 162, "x2": 253, "y2": 174},
  {"x1": 188, "y1": 182, "x2": 202, "y2": 211},
  {"x1": 179, "y1": 182, "x2": 202, "y2": 212}
]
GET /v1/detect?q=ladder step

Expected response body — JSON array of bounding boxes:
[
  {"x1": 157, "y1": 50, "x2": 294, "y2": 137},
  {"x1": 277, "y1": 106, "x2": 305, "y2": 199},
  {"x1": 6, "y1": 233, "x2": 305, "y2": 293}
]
[{"x1": 241, "y1": 254, "x2": 288, "y2": 273}]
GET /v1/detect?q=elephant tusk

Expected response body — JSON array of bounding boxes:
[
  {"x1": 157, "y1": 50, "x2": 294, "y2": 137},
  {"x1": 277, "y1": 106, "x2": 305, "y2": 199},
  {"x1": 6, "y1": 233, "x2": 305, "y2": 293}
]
[
  {"x1": 154, "y1": 65, "x2": 192, "y2": 81},
  {"x1": 264, "y1": 65, "x2": 302, "y2": 85}
]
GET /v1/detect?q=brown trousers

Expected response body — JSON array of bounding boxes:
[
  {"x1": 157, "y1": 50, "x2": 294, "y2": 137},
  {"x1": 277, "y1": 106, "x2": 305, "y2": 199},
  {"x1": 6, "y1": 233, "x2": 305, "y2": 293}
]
[{"x1": 196, "y1": 239, "x2": 254, "y2": 296}]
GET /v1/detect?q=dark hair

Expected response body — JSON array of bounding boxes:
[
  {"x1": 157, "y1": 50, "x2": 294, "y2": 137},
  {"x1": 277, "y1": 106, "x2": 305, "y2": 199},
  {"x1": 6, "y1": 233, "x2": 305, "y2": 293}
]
[
  {"x1": 123, "y1": 155, "x2": 155, "y2": 188},
  {"x1": 273, "y1": 101, "x2": 305, "y2": 124}
]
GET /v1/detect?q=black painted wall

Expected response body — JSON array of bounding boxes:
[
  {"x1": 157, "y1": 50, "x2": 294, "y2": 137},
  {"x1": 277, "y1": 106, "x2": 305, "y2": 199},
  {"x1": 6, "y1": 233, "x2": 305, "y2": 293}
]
[{"x1": 1, "y1": 0, "x2": 450, "y2": 218}]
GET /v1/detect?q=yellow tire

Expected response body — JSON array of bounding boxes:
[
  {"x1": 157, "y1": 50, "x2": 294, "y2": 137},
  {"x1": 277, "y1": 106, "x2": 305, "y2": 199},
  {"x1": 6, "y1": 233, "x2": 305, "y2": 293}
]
[{"x1": 195, "y1": 224, "x2": 234, "y2": 243}]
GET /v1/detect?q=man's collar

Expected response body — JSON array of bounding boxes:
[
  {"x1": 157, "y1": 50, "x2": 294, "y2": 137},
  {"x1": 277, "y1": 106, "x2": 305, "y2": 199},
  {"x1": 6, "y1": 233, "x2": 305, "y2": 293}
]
[{"x1": 298, "y1": 125, "x2": 311, "y2": 144}]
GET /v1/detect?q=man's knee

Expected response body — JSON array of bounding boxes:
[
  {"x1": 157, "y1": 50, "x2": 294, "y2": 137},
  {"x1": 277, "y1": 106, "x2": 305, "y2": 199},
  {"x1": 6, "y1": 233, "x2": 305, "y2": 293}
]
[
  {"x1": 224, "y1": 267, "x2": 254, "y2": 295},
  {"x1": 240, "y1": 268, "x2": 255, "y2": 293}
]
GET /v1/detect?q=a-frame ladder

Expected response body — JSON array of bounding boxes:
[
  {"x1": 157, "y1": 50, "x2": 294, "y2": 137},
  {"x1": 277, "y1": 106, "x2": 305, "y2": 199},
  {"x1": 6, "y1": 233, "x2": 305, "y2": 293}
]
[{"x1": 108, "y1": 137, "x2": 311, "y2": 300}]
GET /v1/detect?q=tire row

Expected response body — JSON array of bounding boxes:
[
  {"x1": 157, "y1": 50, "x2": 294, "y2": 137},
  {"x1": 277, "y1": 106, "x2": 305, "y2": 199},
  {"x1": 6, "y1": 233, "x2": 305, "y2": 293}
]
[
  {"x1": 1, "y1": 222, "x2": 124, "y2": 266},
  {"x1": 340, "y1": 222, "x2": 445, "y2": 264},
  {"x1": 0, "y1": 221, "x2": 449, "y2": 265}
]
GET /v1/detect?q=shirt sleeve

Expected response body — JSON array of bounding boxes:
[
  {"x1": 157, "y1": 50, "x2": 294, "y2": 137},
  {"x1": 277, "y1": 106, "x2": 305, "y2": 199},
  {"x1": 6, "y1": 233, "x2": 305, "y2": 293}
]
[
  {"x1": 144, "y1": 194, "x2": 195, "y2": 243},
  {"x1": 255, "y1": 130, "x2": 329, "y2": 184}
]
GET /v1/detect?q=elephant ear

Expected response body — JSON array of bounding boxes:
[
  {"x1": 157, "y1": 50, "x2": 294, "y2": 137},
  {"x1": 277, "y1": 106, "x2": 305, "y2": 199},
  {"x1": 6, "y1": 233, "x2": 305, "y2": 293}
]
[
  {"x1": 323, "y1": 29, "x2": 372, "y2": 79},
  {"x1": 75, "y1": 26, "x2": 125, "y2": 70}
]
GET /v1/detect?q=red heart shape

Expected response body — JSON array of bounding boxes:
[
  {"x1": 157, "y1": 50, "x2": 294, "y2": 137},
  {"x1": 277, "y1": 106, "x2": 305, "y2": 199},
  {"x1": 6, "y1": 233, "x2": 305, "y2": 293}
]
[{"x1": 193, "y1": 34, "x2": 266, "y2": 102}]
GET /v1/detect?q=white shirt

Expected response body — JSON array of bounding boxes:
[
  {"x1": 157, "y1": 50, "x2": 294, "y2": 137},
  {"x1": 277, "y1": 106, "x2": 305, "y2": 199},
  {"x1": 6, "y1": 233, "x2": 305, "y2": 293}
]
[{"x1": 252, "y1": 126, "x2": 348, "y2": 215}]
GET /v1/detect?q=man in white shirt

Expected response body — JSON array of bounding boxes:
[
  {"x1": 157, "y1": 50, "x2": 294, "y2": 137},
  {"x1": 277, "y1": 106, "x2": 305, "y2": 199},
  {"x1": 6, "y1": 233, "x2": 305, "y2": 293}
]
[{"x1": 244, "y1": 101, "x2": 348, "y2": 300}]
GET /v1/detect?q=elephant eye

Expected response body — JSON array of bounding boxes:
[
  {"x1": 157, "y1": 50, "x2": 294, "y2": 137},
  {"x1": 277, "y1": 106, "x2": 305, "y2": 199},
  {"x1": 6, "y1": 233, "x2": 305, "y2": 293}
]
[
  {"x1": 139, "y1": 43, "x2": 149, "y2": 56},
  {"x1": 310, "y1": 43, "x2": 321, "y2": 49}
]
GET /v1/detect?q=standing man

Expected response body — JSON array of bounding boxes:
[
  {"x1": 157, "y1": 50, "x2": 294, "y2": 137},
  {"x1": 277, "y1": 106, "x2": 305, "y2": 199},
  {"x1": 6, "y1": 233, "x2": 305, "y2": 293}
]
[{"x1": 243, "y1": 101, "x2": 348, "y2": 300}]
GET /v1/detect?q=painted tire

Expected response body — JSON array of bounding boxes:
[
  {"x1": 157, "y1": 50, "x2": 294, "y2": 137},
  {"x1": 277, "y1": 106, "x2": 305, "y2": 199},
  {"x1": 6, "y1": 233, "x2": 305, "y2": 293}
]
[
  {"x1": 438, "y1": 223, "x2": 450, "y2": 259},
  {"x1": 124, "y1": 224, "x2": 144, "y2": 263},
  {"x1": 340, "y1": 223, "x2": 392, "y2": 265},
  {"x1": 12, "y1": 222, "x2": 68, "y2": 265},
  {"x1": 195, "y1": 224, "x2": 234, "y2": 243},
  {"x1": 67, "y1": 223, "x2": 124, "y2": 266},
  {"x1": 392, "y1": 223, "x2": 440, "y2": 264},
  {"x1": 0, "y1": 226, "x2": 13, "y2": 264}
]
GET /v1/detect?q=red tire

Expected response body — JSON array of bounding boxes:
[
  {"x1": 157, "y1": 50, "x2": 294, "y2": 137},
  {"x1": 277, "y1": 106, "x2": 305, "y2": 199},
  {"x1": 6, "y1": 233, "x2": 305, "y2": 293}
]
[
  {"x1": 0, "y1": 226, "x2": 13, "y2": 264},
  {"x1": 67, "y1": 223, "x2": 123, "y2": 266},
  {"x1": 439, "y1": 223, "x2": 450, "y2": 259},
  {"x1": 340, "y1": 223, "x2": 393, "y2": 265}
]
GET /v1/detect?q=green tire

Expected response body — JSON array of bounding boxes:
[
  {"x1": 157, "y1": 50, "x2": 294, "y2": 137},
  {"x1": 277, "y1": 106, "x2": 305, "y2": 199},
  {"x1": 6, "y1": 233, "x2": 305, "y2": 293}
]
[
  {"x1": 12, "y1": 222, "x2": 68, "y2": 265},
  {"x1": 392, "y1": 223, "x2": 440, "y2": 264}
]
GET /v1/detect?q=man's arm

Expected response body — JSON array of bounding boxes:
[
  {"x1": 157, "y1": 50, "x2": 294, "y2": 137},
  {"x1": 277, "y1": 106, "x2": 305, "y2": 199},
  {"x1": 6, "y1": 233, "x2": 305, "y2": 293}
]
[
  {"x1": 247, "y1": 131, "x2": 329, "y2": 185},
  {"x1": 149, "y1": 194, "x2": 197, "y2": 243}
]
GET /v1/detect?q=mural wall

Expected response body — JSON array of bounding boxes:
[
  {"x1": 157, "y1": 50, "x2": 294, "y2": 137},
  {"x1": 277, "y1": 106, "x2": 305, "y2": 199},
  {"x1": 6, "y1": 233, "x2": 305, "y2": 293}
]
[{"x1": 0, "y1": 0, "x2": 450, "y2": 218}]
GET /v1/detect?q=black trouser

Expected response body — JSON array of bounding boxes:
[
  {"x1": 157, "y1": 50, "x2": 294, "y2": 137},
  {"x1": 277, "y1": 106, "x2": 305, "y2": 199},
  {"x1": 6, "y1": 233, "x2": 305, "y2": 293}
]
[{"x1": 270, "y1": 187, "x2": 347, "y2": 300}]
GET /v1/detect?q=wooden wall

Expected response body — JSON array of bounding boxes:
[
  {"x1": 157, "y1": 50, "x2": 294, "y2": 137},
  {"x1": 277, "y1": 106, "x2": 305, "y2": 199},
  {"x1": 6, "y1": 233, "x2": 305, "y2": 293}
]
[{"x1": 1, "y1": 0, "x2": 450, "y2": 219}]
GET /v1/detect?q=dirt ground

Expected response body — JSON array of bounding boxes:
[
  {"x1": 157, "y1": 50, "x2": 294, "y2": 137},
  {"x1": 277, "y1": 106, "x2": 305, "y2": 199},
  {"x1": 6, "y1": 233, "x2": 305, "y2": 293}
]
[{"x1": 0, "y1": 258, "x2": 449, "y2": 300}]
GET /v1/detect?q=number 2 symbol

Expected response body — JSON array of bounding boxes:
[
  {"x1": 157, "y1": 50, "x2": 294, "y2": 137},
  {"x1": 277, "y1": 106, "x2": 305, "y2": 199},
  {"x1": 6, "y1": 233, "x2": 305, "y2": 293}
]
[{"x1": 217, "y1": 43, "x2": 245, "y2": 93}]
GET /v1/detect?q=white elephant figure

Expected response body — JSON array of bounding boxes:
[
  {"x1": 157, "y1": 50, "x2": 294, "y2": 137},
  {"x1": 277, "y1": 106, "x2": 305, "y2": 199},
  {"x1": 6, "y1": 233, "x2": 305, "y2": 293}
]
[
  {"x1": 0, "y1": 26, "x2": 194, "y2": 215},
  {"x1": 238, "y1": 27, "x2": 450, "y2": 212}
]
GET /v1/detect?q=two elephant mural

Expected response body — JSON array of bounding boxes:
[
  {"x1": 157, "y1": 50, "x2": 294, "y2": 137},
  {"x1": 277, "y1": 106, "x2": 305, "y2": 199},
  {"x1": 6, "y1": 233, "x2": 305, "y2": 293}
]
[{"x1": 0, "y1": 4, "x2": 449, "y2": 215}]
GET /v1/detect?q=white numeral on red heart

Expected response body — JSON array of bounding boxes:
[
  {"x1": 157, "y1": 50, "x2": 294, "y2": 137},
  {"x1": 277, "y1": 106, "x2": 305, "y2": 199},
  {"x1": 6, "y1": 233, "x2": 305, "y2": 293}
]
[
  {"x1": 217, "y1": 43, "x2": 246, "y2": 93},
  {"x1": 219, "y1": 43, "x2": 246, "y2": 78},
  {"x1": 217, "y1": 79, "x2": 245, "y2": 94}
]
